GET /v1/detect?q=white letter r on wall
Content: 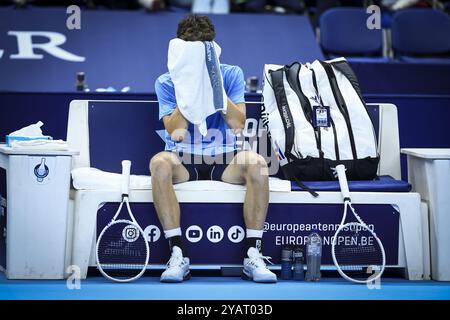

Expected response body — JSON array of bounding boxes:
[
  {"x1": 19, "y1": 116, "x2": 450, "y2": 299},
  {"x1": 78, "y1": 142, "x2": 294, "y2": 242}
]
[{"x1": 8, "y1": 31, "x2": 85, "y2": 62}]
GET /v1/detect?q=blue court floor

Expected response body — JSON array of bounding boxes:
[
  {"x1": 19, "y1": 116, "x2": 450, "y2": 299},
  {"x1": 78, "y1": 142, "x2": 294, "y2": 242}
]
[{"x1": 1, "y1": 274, "x2": 450, "y2": 300}]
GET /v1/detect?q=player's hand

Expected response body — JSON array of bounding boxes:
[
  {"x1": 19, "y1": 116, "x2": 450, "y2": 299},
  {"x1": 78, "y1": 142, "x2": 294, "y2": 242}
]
[{"x1": 170, "y1": 128, "x2": 189, "y2": 142}]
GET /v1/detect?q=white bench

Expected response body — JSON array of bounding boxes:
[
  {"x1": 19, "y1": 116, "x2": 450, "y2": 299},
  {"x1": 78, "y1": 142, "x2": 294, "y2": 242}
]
[{"x1": 65, "y1": 100, "x2": 427, "y2": 280}]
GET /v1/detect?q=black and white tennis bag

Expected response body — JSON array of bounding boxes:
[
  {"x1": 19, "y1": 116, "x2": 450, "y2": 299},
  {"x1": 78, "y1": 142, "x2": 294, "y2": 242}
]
[{"x1": 261, "y1": 57, "x2": 379, "y2": 187}]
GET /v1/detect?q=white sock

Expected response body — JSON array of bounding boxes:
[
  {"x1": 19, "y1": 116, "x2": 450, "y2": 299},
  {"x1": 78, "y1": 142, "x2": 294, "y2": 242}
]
[
  {"x1": 164, "y1": 227, "x2": 182, "y2": 239},
  {"x1": 246, "y1": 228, "x2": 263, "y2": 239}
]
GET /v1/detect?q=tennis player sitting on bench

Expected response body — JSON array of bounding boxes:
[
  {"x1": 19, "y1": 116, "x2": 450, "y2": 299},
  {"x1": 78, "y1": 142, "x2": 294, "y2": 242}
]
[{"x1": 150, "y1": 15, "x2": 277, "y2": 283}]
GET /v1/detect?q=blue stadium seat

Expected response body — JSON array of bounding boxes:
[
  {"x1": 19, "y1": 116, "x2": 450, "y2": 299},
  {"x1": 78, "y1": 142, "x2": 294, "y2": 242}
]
[
  {"x1": 381, "y1": 10, "x2": 394, "y2": 29},
  {"x1": 273, "y1": 0, "x2": 304, "y2": 11},
  {"x1": 244, "y1": 0, "x2": 303, "y2": 12},
  {"x1": 244, "y1": 0, "x2": 266, "y2": 11},
  {"x1": 319, "y1": 7, "x2": 386, "y2": 61},
  {"x1": 391, "y1": 9, "x2": 450, "y2": 64}
]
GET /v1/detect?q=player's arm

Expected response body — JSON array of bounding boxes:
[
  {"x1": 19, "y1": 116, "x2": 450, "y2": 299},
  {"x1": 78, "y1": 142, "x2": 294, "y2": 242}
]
[
  {"x1": 155, "y1": 78, "x2": 188, "y2": 142},
  {"x1": 223, "y1": 99, "x2": 246, "y2": 132},
  {"x1": 163, "y1": 106, "x2": 188, "y2": 142},
  {"x1": 221, "y1": 66, "x2": 246, "y2": 132}
]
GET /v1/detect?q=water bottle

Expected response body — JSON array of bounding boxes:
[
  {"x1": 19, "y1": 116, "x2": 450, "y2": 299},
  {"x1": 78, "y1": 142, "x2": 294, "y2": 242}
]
[
  {"x1": 305, "y1": 229, "x2": 322, "y2": 281},
  {"x1": 280, "y1": 245, "x2": 293, "y2": 280},
  {"x1": 292, "y1": 247, "x2": 304, "y2": 281},
  {"x1": 76, "y1": 72, "x2": 88, "y2": 92},
  {"x1": 245, "y1": 76, "x2": 259, "y2": 93}
]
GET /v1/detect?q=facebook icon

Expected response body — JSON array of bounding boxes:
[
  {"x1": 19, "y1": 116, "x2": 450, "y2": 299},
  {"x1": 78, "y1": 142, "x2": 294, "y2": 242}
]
[{"x1": 144, "y1": 225, "x2": 161, "y2": 243}]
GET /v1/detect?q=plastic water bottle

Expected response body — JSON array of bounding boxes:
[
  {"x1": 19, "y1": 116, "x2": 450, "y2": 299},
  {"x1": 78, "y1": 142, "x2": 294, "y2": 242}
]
[
  {"x1": 76, "y1": 72, "x2": 88, "y2": 92},
  {"x1": 292, "y1": 247, "x2": 304, "y2": 281},
  {"x1": 246, "y1": 76, "x2": 259, "y2": 92},
  {"x1": 305, "y1": 230, "x2": 322, "y2": 281},
  {"x1": 280, "y1": 245, "x2": 293, "y2": 280}
]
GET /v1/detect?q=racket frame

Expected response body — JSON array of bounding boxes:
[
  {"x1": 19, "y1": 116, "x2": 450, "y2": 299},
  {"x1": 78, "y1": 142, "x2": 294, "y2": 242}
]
[
  {"x1": 331, "y1": 165, "x2": 386, "y2": 284},
  {"x1": 96, "y1": 160, "x2": 150, "y2": 283}
]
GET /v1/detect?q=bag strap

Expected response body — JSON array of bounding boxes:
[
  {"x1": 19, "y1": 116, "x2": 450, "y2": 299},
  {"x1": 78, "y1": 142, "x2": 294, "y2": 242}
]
[
  {"x1": 282, "y1": 164, "x2": 319, "y2": 198},
  {"x1": 319, "y1": 61, "x2": 358, "y2": 160},
  {"x1": 292, "y1": 176, "x2": 319, "y2": 198},
  {"x1": 269, "y1": 68, "x2": 296, "y2": 159},
  {"x1": 285, "y1": 63, "x2": 313, "y2": 124},
  {"x1": 269, "y1": 66, "x2": 319, "y2": 198},
  {"x1": 330, "y1": 59, "x2": 379, "y2": 154},
  {"x1": 329, "y1": 60, "x2": 364, "y2": 102},
  {"x1": 285, "y1": 63, "x2": 324, "y2": 158}
]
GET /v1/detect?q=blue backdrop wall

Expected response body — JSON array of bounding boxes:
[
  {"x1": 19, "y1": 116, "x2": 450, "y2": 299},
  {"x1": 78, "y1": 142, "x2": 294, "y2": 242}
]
[
  {"x1": 2, "y1": 7, "x2": 450, "y2": 94},
  {"x1": 0, "y1": 7, "x2": 323, "y2": 93}
]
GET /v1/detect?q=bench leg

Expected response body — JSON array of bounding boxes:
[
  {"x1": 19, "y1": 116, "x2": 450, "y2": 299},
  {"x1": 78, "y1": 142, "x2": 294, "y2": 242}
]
[
  {"x1": 397, "y1": 194, "x2": 424, "y2": 280},
  {"x1": 71, "y1": 192, "x2": 100, "y2": 279},
  {"x1": 420, "y1": 201, "x2": 431, "y2": 280}
]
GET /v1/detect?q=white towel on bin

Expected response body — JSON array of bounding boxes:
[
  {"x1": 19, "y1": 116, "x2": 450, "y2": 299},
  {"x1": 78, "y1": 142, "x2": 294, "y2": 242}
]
[{"x1": 10, "y1": 139, "x2": 68, "y2": 151}]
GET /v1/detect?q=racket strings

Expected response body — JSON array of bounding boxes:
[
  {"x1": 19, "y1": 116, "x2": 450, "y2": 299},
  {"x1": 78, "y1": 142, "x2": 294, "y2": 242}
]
[
  {"x1": 97, "y1": 221, "x2": 149, "y2": 280},
  {"x1": 103, "y1": 239, "x2": 144, "y2": 258},
  {"x1": 333, "y1": 226, "x2": 384, "y2": 277}
]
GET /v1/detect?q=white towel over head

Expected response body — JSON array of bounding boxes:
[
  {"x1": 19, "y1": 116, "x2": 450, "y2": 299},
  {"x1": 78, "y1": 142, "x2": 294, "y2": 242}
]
[{"x1": 167, "y1": 38, "x2": 228, "y2": 136}]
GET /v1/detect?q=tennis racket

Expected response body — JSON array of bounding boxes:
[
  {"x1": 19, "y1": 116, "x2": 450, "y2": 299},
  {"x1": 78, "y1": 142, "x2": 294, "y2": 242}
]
[
  {"x1": 96, "y1": 160, "x2": 149, "y2": 282},
  {"x1": 331, "y1": 164, "x2": 386, "y2": 284}
]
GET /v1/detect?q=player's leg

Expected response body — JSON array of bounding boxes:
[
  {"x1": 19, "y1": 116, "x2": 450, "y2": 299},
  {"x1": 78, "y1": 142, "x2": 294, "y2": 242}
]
[
  {"x1": 150, "y1": 151, "x2": 188, "y2": 230},
  {"x1": 221, "y1": 150, "x2": 269, "y2": 230},
  {"x1": 149, "y1": 151, "x2": 191, "y2": 282},
  {"x1": 221, "y1": 151, "x2": 276, "y2": 283}
]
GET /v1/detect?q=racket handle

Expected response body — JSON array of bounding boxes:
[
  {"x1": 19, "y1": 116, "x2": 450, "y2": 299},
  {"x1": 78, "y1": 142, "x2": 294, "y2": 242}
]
[
  {"x1": 121, "y1": 160, "x2": 131, "y2": 196},
  {"x1": 335, "y1": 164, "x2": 351, "y2": 201}
]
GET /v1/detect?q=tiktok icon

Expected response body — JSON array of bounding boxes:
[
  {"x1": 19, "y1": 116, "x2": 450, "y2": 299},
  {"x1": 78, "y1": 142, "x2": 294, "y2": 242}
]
[{"x1": 227, "y1": 225, "x2": 245, "y2": 243}]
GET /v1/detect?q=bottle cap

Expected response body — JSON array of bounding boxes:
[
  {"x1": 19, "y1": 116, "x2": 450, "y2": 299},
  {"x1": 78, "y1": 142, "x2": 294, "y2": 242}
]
[
  {"x1": 76, "y1": 72, "x2": 85, "y2": 81},
  {"x1": 281, "y1": 246, "x2": 293, "y2": 261},
  {"x1": 293, "y1": 247, "x2": 304, "y2": 260}
]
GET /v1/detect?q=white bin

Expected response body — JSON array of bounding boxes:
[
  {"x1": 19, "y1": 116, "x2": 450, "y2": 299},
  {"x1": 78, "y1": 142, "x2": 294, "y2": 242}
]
[
  {"x1": 0, "y1": 145, "x2": 78, "y2": 279},
  {"x1": 402, "y1": 148, "x2": 450, "y2": 281}
]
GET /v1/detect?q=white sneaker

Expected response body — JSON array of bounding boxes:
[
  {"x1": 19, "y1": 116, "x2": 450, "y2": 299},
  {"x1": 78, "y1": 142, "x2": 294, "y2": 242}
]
[
  {"x1": 242, "y1": 247, "x2": 277, "y2": 283},
  {"x1": 160, "y1": 246, "x2": 191, "y2": 283}
]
